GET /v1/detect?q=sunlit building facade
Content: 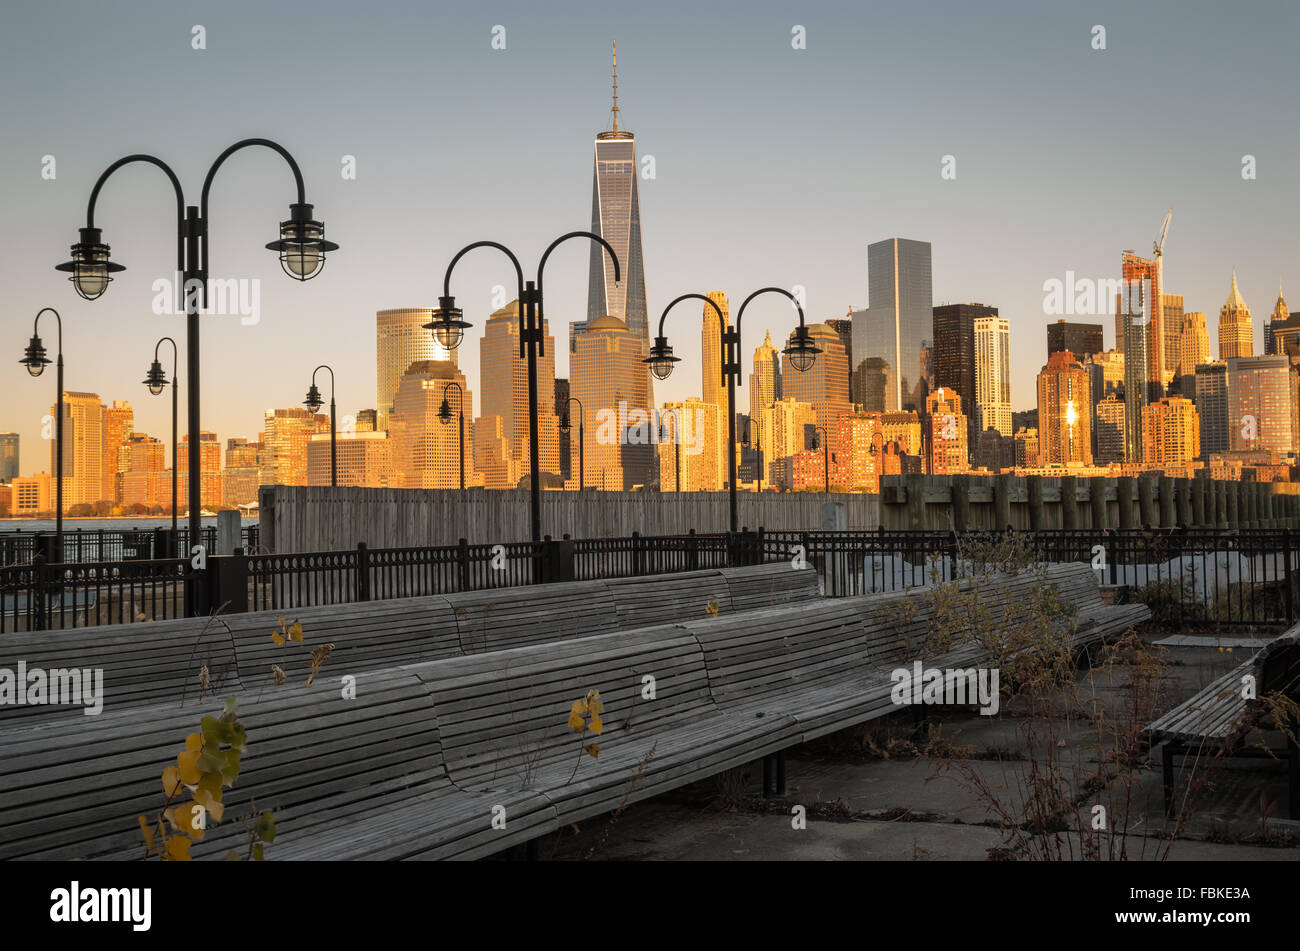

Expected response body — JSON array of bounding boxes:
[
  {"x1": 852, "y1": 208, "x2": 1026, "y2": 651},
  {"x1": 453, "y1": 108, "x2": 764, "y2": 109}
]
[
  {"x1": 1218, "y1": 272, "x2": 1254, "y2": 360},
  {"x1": 853, "y1": 238, "x2": 933, "y2": 413},
  {"x1": 1036, "y1": 351, "x2": 1092, "y2": 466},
  {"x1": 572, "y1": 315, "x2": 653, "y2": 490},
  {"x1": 376, "y1": 308, "x2": 454, "y2": 431},
  {"x1": 389, "y1": 360, "x2": 476, "y2": 489},
  {"x1": 1142, "y1": 397, "x2": 1200, "y2": 466}
]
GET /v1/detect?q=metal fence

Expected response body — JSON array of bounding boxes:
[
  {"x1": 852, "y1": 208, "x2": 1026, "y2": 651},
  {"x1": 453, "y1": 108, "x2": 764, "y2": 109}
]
[
  {"x1": 4, "y1": 527, "x2": 1296, "y2": 632},
  {"x1": 763, "y1": 527, "x2": 1299, "y2": 628},
  {"x1": 0, "y1": 525, "x2": 260, "y2": 565}
]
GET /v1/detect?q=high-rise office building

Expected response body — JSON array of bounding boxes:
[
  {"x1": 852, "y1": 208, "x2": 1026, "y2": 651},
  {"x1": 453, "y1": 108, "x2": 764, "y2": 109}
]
[
  {"x1": 1013, "y1": 428, "x2": 1040, "y2": 468},
  {"x1": 1176, "y1": 311, "x2": 1211, "y2": 395},
  {"x1": 171, "y1": 432, "x2": 222, "y2": 511},
  {"x1": 1142, "y1": 397, "x2": 1200, "y2": 466},
  {"x1": 825, "y1": 317, "x2": 854, "y2": 401},
  {"x1": 572, "y1": 314, "x2": 653, "y2": 490},
  {"x1": 479, "y1": 300, "x2": 560, "y2": 480},
  {"x1": 1194, "y1": 362, "x2": 1230, "y2": 457},
  {"x1": 1265, "y1": 287, "x2": 1288, "y2": 354},
  {"x1": 749, "y1": 330, "x2": 781, "y2": 439},
  {"x1": 1226, "y1": 355, "x2": 1293, "y2": 453},
  {"x1": 1036, "y1": 351, "x2": 1092, "y2": 466},
  {"x1": 761, "y1": 397, "x2": 817, "y2": 489},
  {"x1": 389, "y1": 360, "x2": 475, "y2": 489},
  {"x1": 658, "y1": 398, "x2": 722, "y2": 492},
  {"x1": 262, "y1": 408, "x2": 329, "y2": 487},
  {"x1": 784, "y1": 323, "x2": 851, "y2": 431},
  {"x1": 308, "y1": 431, "x2": 393, "y2": 488},
  {"x1": 973, "y1": 313, "x2": 1012, "y2": 439},
  {"x1": 932, "y1": 304, "x2": 979, "y2": 440},
  {"x1": 1267, "y1": 291, "x2": 1300, "y2": 362},
  {"x1": 117, "y1": 433, "x2": 165, "y2": 508},
  {"x1": 585, "y1": 42, "x2": 650, "y2": 391},
  {"x1": 1084, "y1": 350, "x2": 1125, "y2": 406},
  {"x1": 52, "y1": 391, "x2": 104, "y2": 507},
  {"x1": 852, "y1": 238, "x2": 933, "y2": 413},
  {"x1": 101, "y1": 400, "x2": 133, "y2": 504},
  {"x1": 0, "y1": 433, "x2": 17, "y2": 482},
  {"x1": 925, "y1": 388, "x2": 969, "y2": 474},
  {"x1": 700, "y1": 291, "x2": 730, "y2": 488},
  {"x1": 1118, "y1": 250, "x2": 1160, "y2": 461},
  {"x1": 1159, "y1": 294, "x2": 1184, "y2": 389},
  {"x1": 1218, "y1": 272, "x2": 1254, "y2": 360},
  {"x1": 1047, "y1": 319, "x2": 1103, "y2": 362},
  {"x1": 222, "y1": 437, "x2": 263, "y2": 508},
  {"x1": 1094, "y1": 393, "x2": 1126, "y2": 465},
  {"x1": 376, "y1": 308, "x2": 454, "y2": 431}
]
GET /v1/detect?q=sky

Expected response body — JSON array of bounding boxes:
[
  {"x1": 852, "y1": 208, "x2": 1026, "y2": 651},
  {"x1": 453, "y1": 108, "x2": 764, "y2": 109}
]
[{"x1": 1, "y1": 0, "x2": 1298, "y2": 473}]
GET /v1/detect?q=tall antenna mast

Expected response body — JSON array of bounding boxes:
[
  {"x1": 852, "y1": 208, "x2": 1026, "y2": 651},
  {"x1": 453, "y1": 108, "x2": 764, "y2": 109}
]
[{"x1": 611, "y1": 39, "x2": 620, "y2": 132}]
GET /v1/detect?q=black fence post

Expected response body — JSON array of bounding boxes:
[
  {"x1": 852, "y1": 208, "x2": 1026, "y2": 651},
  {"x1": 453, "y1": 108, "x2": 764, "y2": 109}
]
[
  {"x1": 457, "y1": 538, "x2": 471, "y2": 591},
  {"x1": 356, "y1": 542, "x2": 371, "y2": 602},
  {"x1": 209, "y1": 549, "x2": 250, "y2": 614},
  {"x1": 31, "y1": 549, "x2": 47, "y2": 632},
  {"x1": 1285, "y1": 528, "x2": 1295, "y2": 626},
  {"x1": 687, "y1": 528, "x2": 699, "y2": 572},
  {"x1": 632, "y1": 531, "x2": 644, "y2": 577}
]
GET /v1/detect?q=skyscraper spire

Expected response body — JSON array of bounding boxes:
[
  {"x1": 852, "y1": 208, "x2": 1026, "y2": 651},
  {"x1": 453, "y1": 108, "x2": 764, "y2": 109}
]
[{"x1": 610, "y1": 39, "x2": 619, "y2": 132}]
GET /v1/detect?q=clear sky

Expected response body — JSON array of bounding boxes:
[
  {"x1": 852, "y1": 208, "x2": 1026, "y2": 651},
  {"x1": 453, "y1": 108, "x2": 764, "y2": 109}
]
[{"x1": 1, "y1": 0, "x2": 1297, "y2": 472}]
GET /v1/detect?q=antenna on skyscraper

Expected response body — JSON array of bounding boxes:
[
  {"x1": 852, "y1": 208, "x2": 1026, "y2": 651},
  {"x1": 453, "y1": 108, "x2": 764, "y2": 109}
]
[{"x1": 610, "y1": 39, "x2": 620, "y2": 132}]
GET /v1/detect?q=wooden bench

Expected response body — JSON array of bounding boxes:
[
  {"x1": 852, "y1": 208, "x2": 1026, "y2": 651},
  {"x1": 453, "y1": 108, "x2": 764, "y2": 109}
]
[
  {"x1": 0, "y1": 562, "x2": 1140, "y2": 860},
  {"x1": 1146, "y1": 624, "x2": 1300, "y2": 817},
  {"x1": 719, "y1": 561, "x2": 822, "y2": 609}
]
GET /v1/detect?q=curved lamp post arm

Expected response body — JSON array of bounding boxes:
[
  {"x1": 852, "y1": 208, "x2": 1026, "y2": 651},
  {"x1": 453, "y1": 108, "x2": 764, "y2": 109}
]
[
  {"x1": 442, "y1": 240, "x2": 526, "y2": 353},
  {"x1": 85, "y1": 155, "x2": 186, "y2": 271},
  {"x1": 734, "y1": 287, "x2": 809, "y2": 389},
  {"x1": 442, "y1": 380, "x2": 464, "y2": 407},
  {"x1": 200, "y1": 138, "x2": 308, "y2": 279},
  {"x1": 34, "y1": 307, "x2": 63, "y2": 352},
  {"x1": 654, "y1": 293, "x2": 724, "y2": 338},
  {"x1": 536, "y1": 231, "x2": 620, "y2": 358},
  {"x1": 154, "y1": 336, "x2": 179, "y2": 379},
  {"x1": 311, "y1": 363, "x2": 336, "y2": 399}
]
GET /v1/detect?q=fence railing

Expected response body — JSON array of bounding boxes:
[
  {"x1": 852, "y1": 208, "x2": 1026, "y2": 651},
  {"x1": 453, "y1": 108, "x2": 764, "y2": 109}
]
[
  {"x1": 761, "y1": 527, "x2": 1299, "y2": 628},
  {"x1": 0, "y1": 525, "x2": 260, "y2": 565},
  {"x1": 3, "y1": 527, "x2": 1296, "y2": 632}
]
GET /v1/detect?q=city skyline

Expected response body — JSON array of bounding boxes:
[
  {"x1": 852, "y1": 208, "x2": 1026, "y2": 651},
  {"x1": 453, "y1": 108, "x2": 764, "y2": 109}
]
[{"x1": 4, "y1": 1, "x2": 1300, "y2": 472}]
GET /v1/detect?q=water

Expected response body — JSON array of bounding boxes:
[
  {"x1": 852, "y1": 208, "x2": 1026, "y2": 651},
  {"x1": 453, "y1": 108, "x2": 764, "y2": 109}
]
[{"x1": 0, "y1": 517, "x2": 258, "y2": 534}]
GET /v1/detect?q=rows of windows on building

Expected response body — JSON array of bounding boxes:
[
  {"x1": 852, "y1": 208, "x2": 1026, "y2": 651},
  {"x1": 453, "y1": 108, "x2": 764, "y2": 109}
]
[{"x1": 5, "y1": 259, "x2": 1299, "y2": 515}]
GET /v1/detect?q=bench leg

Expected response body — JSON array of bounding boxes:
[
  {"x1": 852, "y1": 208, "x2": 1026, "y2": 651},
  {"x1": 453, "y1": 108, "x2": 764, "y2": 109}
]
[
  {"x1": 775, "y1": 750, "x2": 787, "y2": 797},
  {"x1": 1162, "y1": 743, "x2": 1177, "y2": 818}
]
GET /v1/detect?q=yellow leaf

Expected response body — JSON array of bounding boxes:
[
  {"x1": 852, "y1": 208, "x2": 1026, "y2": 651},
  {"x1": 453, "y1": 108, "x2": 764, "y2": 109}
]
[
  {"x1": 589, "y1": 712, "x2": 603, "y2": 735},
  {"x1": 589, "y1": 692, "x2": 604, "y2": 714},
  {"x1": 271, "y1": 630, "x2": 285, "y2": 646},
  {"x1": 568, "y1": 699, "x2": 586, "y2": 732},
  {"x1": 584, "y1": 743, "x2": 600, "y2": 759},
  {"x1": 194, "y1": 773, "x2": 225, "y2": 823},
  {"x1": 164, "y1": 835, "x2": 192, "y2": 861},
  {"x1": 138, "y1": 815, "x2": 156, "y2": 854},
  {"x1": 289, "y1": 620, "x2": 303, "y2": 643},
  {"x1": 176, "y1": 750, "x2": 202, "y2": 785},
  {"x1": 161, "y1": 766, "x2": 184, "y2": 798},
  {"x1": 185, "y1": 733, "x2": 203, "y2": 752}
]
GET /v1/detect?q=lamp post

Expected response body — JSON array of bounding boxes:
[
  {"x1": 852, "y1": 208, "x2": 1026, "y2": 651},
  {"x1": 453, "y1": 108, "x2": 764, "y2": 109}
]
[
  {"x1": 645, "y1": 290, "x2": 821, "y2": 533},
  {"x1": 437, "y1": 381, "x2": 466, "y2": 491},
  {"x1": 430, "y1": 234, "x2": 620, "y2": 543},
  {"x1": 867, "y1": 429, "x2": 887, "y2": 492},
  {"x1": 813, "y1": 425, "x2": 830, "y2": 492},
  {"x1": 142, "y1": 336, "x2": 179, "y2": 538},
  {"x1": 19, "y1": 308, "x2": 64, "y2": 557},
  {"x1": 559, "y1": 396, "x2": 585, "y2": 492},
  {"x1": 58, "y1": 139, "x2": 337, "y2": 570},
  {"x1": 303, "y1": 365, "x2": 337, "y2": 487}
]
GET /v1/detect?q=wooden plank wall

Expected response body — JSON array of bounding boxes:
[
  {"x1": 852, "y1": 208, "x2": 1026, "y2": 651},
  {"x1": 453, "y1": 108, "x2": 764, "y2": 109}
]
[{"x1": 258, "y1": 486, "x2": 883, "y2": 553}]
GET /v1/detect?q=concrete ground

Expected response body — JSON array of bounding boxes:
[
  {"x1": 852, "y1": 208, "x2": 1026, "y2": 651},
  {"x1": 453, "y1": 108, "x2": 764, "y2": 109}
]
[{"x1": 539, "y1": 631, "x2": 1299, "y2": 861}]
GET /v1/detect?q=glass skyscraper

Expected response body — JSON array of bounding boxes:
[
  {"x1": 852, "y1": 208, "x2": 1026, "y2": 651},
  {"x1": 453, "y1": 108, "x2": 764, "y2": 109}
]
[
  {"x1": 852, "y1": 238, "x2": 933, "y2": 413},
  {"x1": 585, "y1": 44, "x2": 649, "y2": 358}
]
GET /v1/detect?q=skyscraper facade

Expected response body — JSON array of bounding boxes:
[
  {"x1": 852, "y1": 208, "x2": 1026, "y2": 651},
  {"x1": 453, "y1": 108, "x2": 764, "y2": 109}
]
[
  {"x1": 1226, "y1": 355, "x2": 1293, "y2": 453},
  {"x1": 102, "y1": 400, "x2": 133, "y2": 504},
  {"x1": 263, "y1": 408, "x2": 329, "y2": 487},
  {"x1": 1142, "y1": 397, "x2": 1200, "y2": 466},
  {"x1": 1119, "y1": 250, "x2": 1159, "y2": 461},
  {"x1": 973, "y1": 311, "x2": 1012, "y2": 439},
  {"x1": 52, "y1": 392, "x2": 104, "y2": 507},
  {"x1": 389, "y1": 360, "x2": 475, "y2": 489},
  {"x1": 1047, "y1": 319, "x2": 1103, "y2": 362},
  {"x1": 572, "y1": 314, "x2": 653, "y2": 490},
  {"x1": 853, "y1": 238, "x2": 933, "y2": 413},
  {"x1": 1218, "y1": 273, "x2": 1254, "y2": 360},
  {"x1": 376, "y1": 308, "x2": 454, "y2": 431},
  {"x1": 700, "y1": 291, "x2": 730, "y2": 488},
  {"x1": 1176, "y1": 311, "x2": 1210, "y2": 395},
  {"x1": 1194, "y1": 362, "x2": 1230, "y2": 457},
  {"x1": 1036, "y1": 351, "x2": 1092, "y2": 466},
  {"x1": 0, "y1": 433, "x2": 18, "y2": 482},
  {"x1": 585, "y1": 43, "x2": 649, "y2": 374},
  {"x1": 479, "y1": 300, "x2": 560, "y2": 481},
  {"x1": 748, "y1": 330, "x2": 781, "y2": 439},
  {"x1": 1159, "y1": 294, "x2": 1184, "y2": 390}
]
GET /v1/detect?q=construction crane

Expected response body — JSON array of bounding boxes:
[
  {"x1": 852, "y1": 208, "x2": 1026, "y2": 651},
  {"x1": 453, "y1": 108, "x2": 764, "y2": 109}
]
[{"x1": 1153, "y1": 205, "x2": 1173, "y2": 259}]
